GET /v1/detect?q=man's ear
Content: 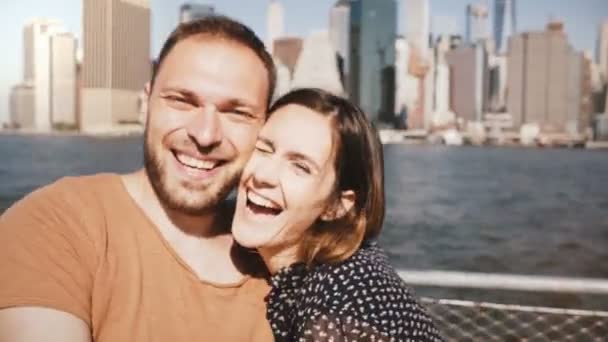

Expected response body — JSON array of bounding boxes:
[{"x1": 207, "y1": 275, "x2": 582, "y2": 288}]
[{"x1": 320, "y1": 190, "x2": 355, "y2": 221}]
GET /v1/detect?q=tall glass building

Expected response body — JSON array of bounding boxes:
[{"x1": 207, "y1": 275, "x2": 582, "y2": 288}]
[
  {"x1": 348, "y1": 0, "x2": 397, "y2": 123},
  {"x1": 180, "y1": 3, "x2": 215, "y2": 23},
  {"x1": 494, "y1": 0, "x2": 516, "y2": 53}
]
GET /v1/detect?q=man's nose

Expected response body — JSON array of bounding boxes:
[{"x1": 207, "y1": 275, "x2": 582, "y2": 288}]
[{"x1": 186, "y1": 104, "x2": 223, "y2": 149}]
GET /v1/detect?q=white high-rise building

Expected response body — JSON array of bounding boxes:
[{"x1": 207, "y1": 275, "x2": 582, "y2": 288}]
[
  {"x1": 404, "y1": 0, "x2": 430, "y2": 59},
  {"x1": 9, "y1": 84, "x2": 35, "y2": 129},
  {"x1": 23, "y1": 19, "x2": 64, "y2": 131},
  {"x1": 272, "y1": 58, "x2": 292, "y2": 102},
  {"x1": 394, "y1": 37, "x2": 418, "y2": 115},
  {"x1": 291, "y1": 31, "x2": 344, "y2": 96},
  {"x1": 50, "y1": 32, "x2": 77, "y2": 127},
  {"x1": 466, "y1": 3, "x2": 490, "y2": 44},
  {"x1": 329, "y1": 0, "x2": 350, "y2": 85},
  {"x1": 266, "y1": 0, "x2": 285, "y2": 53}
]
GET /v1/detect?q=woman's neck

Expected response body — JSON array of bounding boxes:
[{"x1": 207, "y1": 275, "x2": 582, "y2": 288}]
[{"x1": 258, "y1": 245, "x2": 301, "y2": 274}]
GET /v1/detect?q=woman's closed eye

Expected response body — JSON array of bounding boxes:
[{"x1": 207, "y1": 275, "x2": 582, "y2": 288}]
[{"x1": 292, "y1": 161, "x2": 312, "y2": 175}]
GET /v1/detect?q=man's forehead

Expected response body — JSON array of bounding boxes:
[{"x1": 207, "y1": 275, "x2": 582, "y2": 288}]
[{"x1": 156, "y1": 38, "x2": 269, "y2": 109}]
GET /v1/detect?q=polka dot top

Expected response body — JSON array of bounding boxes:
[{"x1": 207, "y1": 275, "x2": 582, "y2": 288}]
[{"x1": 265, "y1": 240, "x2": 444, "y2": 341}]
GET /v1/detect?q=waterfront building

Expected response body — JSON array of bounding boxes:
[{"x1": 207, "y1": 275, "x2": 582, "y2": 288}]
[
  {"x1": 292, "y1": 31, "x2": 344, "y2": 96},
  {"x1": 446, "y1": 44, "x2": 489, "y2": 124},
  {"x1": 348, "y1": 0, "x2": 397, "y2": 123},
  {"x1": 466, "y1": 3, "x2": 490, "y2": 44},
  {"x1": 402, "y1": 0, "x2": 433, "y2": 130},
  {"x1": 82, "y1": 0, "x2": 151, "y2": 132},
  {"x1": 507, "y1": 21, "x2": 589, "y2": 134},
  {"x1": 9, "y1": 84, "x2": 35, "y2": 129},
  {"x1": 432, "y1": 34, "x2": 462, "y2": 125},
  {"x1": 394, "y1": 37, "x2": 419, "y2": 128},
  {"x1": 266, "y1": 0, "x2": 284, "y2": 52},
  {"x1": 272, "y1": 37, "x2": 303, "y2": 77},
  {"x1": 404, "y1": 0, "x2": 430, "y2": 59},
  {"x1": 272, "y1": 58, "x2": 292, "y2": 102},
  {"x1": 494, "y1": 0, "x2": 516, "y2": 54},
  {"x1": 179, "y1": 3, "x2": 215, "y2": 23},
  {"x1": 329, "y1": 0, "x2": 351, "y2": 89},
  {"x1": 50, "y1": 32, "x2": 77, "y2": 128},
  {"x1": 23, "y1": 19, "x2": 64, "y2": 131},
  {"x1": 597, "y1": 20, "x2": 608, "y2": 81}
]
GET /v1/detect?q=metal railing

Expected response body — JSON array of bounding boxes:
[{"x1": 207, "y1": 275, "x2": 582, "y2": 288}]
[{"x1": 397, "y1": 269, "x2": 608, "y2": 341}]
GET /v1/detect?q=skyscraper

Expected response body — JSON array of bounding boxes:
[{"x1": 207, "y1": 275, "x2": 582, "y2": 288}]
[
  {"x1": 9, "y1": 84, "x2": 35, "y2": 129},
  {"x1": 446, "y1": 44, "x2": 489, "y2": 123},
  {"x1": 507, "y1": 22, "x2": 586, "y2": 133},
  {"x1": 291, "y1": 31, "x2": 344, "y2": 96},
  {"x1": 404, "y1": 0, "x2": 430, "y2": 59},
  {"x1": 329, "y1": 0, "x2": 351, "y2": 87},
  {"x1": 403, "y1": 0, "x2": 433, "y2": 130},
  {"x1": 82, "y1": 0, "x2": 151, "y2": 132},
  {"x1": 180, "y1": 3, "x2": 215, "y2": 23},
  {"x1": 349, "y1": 0, "x2": 397, "y2": 123},
  {"x1": 494, "y1": 0, "x2": 516, "y2": 54},
  {"x1": 597, "y1": 20, "x2": 608, "y2": 81},
  {"x1": 466, "y1": 3, "x2": 490, "y2": 44},
  {"x1": 266, "y1": 0, "x2": 285, "y2": 52},
  {"x1": 273, "y1": 37, "x2": 303, "y2": 76},
  {"x1": 50, "y1": 32, "x2": 77, "y2": 127},
  {"x1": 23, "y1": 19, "x2": 64, "y2": 131}
]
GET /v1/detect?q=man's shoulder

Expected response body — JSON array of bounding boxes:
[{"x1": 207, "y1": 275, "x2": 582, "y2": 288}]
[
  {"x1": 19, "y1": 173, "x2": 121, "y2": 208},
  {"x1": 2, "y1": 172, "x2": 124, "y2": 231}
]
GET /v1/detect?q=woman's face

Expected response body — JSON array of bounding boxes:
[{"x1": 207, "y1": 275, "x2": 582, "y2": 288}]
[{"x1": 232, "y1": 104, "x2": 337, "y2": 258}]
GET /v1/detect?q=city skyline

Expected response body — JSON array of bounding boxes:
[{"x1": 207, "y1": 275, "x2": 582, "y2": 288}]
[{"x1": 0, "y1": 0, "x2": 607, "y2": 124}]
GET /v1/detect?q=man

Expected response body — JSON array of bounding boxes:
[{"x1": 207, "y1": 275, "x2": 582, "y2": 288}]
[{"x1": 0, "y1": 16, "x2": 276, "y2": 341}]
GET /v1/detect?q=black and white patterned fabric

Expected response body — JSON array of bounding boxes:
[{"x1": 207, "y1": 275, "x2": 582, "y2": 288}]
[{"x1": 266, "y1": 241, "x2": 444, "y2": 341}]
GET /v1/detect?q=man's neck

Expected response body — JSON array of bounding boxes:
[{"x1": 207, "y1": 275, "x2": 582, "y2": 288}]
[{"x1": 121, "y1": 170, "x2": 247, "y2": 284}]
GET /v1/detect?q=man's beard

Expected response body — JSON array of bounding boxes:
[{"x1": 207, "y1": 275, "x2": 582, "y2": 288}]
[{"x1": 143, "y1": 132, "x2": 241, "y2": 216}]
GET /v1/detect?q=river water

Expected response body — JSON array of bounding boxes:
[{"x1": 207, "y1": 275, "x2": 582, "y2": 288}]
[{"x1": 1, "y1": 134, "x2": 607, "y2": 308}]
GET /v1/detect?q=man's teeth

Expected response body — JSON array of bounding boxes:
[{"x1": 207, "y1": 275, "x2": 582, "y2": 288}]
[
  {"x1": 176, "y1": 153, "x2": 217, "y2": 170},
  {"x1": 248, "y1": 191, "x2": 281, "y2": 210}
]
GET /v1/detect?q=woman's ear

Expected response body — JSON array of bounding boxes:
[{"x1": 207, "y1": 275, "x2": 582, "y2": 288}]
[{"x1": 320, "y1": 190, "x2": 355, "y2": 221}]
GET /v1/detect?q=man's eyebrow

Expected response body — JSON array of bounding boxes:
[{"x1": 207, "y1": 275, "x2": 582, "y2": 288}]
[
  {"x1": 222, "y1": 98, "x2": 257, "y2": 109},
  {"x1": 159, "y1": 87, "x2": 258, "y2": 109},
  {"x1": 159, "y1": 87, "x2": 199, "y2": 102}
]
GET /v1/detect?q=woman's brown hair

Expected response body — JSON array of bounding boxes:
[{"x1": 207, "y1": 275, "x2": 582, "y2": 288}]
[{"x1": 268, "y1": 88, "x2": 385, "y2": 266}]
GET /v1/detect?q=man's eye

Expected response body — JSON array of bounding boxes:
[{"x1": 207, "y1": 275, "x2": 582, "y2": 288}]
[
  {"x1": 231, "y1": 109, "x2": 255, "y2": 118},
  {"x1": 165, "y1": 95, "x2": 186, "y2": 103},
  {"x1": 255, "y1": 145, "x2": 272, "y2": 154}
]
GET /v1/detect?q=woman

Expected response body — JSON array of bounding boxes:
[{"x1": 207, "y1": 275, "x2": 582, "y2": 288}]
[{"x1": 232, "y1": 88, "x2": 442, "y2": 341}]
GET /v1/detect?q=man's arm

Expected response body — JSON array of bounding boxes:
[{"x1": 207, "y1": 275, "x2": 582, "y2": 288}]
[
  {"x1": 0, "y1": 307, "x2": 91, "y2": 342},
  {"x1": 0, "y1": 178, "x2": 99, "y2": 341}
]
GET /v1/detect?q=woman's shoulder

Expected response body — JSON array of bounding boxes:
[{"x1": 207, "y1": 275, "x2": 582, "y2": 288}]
[
  {"x1": 299, "y1": 241, "x2": 442, "y2": 340},
  {"x1": 299, "y1": 241, "x2": 418, "y2": 316}
]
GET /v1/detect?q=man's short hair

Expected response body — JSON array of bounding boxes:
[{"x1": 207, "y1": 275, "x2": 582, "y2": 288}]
[{"x1": 151, "y1": 15, "x2": 276, "y2": 109}]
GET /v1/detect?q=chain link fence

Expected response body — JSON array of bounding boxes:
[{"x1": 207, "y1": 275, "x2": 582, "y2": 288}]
[
  {"x1": 421, "y1": 297, "x2": 608, "y2": 341},
  {"x1": 398, "y1": 270, "x2": 608, "y2": 341}
]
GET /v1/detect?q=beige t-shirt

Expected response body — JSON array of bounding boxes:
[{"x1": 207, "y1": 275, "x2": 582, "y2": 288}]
[{"x1": 0, "y1": 173, "x2": 273, "y2": 341}]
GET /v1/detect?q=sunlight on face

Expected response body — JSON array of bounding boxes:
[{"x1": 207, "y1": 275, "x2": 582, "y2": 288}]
[
  {"x1": 232, "y1": 104, "x2": 337, "y2": 260},
  {"x1": 144, "y1": 38, "x2": 268, "y2": 214}
]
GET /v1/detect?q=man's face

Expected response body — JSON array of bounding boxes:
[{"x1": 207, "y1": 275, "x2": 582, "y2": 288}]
[{"x1": 144, "y1": 37, "x2": 269, "y2": 215}]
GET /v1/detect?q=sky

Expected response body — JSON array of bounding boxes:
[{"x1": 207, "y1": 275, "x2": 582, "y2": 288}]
[{"x1": 0, "y1": 0, "x2": 607, "y2": 124}]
